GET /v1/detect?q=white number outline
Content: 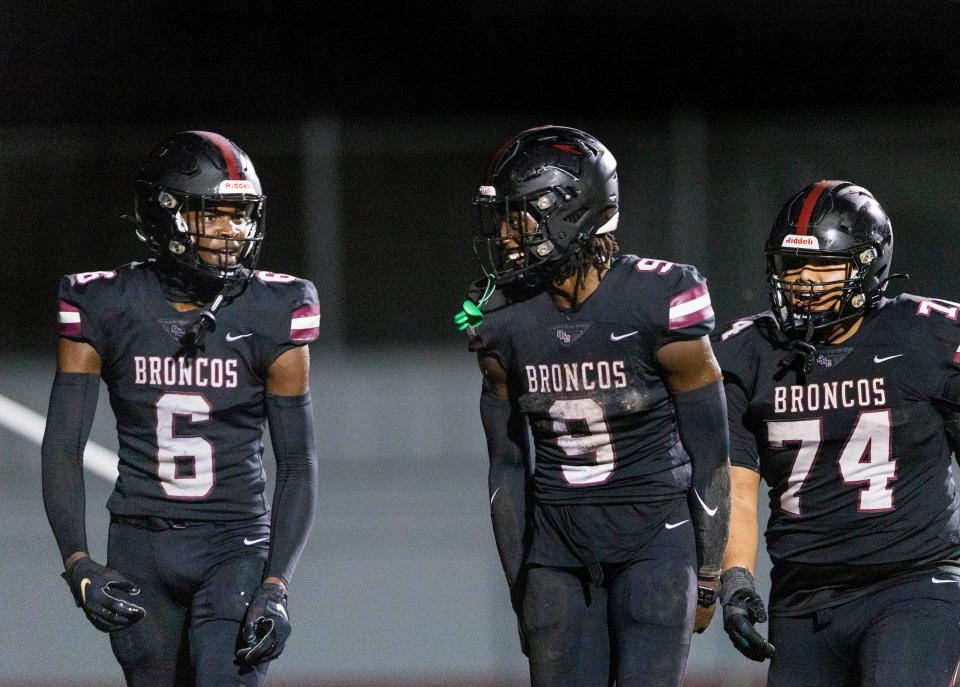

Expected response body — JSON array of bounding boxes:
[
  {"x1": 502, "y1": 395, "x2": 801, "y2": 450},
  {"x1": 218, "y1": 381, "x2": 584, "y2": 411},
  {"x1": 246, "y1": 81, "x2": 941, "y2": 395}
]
[
  {"x1": 155, "y1": 392, "x2": 215, "y2": 499},
  {"x1": 767, "y1": 418, "x2": 822, "y2": 516},
  {"x1": 75, "y1": 270, "x2": 117, "y2": 284},
  {"x1": 549, "y1": 398, "x2": 616, "y2": 485},
  {"x1": 635, "y1": 258, "x2": 674, "y2": 274},
  {"x1": 256, "y1": 270, "x2": 296, "y2": 283},
  {"x1": 767, "y1": 410, "x2": 896, "y2": 516},
  {"x1": 837, "y1": 410, "x2": 896, "y2": 512},
  {"x1": 721, "y1": 318, "x2": 756, "y2": 341},
  {"x1": 916, "y1": 299, "x2": 960, "y2": 320}
]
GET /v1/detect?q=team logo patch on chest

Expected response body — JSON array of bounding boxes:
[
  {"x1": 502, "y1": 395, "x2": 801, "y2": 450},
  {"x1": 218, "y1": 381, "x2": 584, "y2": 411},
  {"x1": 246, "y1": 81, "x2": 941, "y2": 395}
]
[
  {"x1": 157, "y1": 319, "x2": 189, "y2": 341},
  {"x1": 814, "y1": 346, "x2": 853, "y2": 368},
  {"x1": 553, "y1": 323, "x2": 591, "y2": 345}
]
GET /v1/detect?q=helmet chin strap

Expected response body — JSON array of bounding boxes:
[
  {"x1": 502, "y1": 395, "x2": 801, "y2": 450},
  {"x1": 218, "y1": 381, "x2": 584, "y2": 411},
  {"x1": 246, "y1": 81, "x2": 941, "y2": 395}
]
[
  {"x1": 154, "y1": 258, "x2": 222, "y2": 304},
  {"x1": 154, "y1": 260, "x2": 249, "y2": 356},
  {"x1": 180, "y1": 292, "x2": 224, "y2": 352},
  {"x1": 776, "y1": 292, "x2": 851, "y2": 381},
  {"x1": 775, "y1": 273, "x2": 904, "y2": 381},
  {"x1": 776, "y1": 319, "x2": 818, "y2": 380},
  {"x1": 178, "y1": 277, "x2": 248, "y2": 355}
]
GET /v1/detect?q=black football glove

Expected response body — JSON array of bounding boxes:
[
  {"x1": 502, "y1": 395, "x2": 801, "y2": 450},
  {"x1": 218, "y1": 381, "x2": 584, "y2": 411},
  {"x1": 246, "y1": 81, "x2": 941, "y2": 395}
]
[
  {"x1": 720, "y1": 567, "x2": 776, "y2": 662},
  {"x1": 62, "y1": 556, "x2": 146, "y2": 632},
  {"x1": 236, "y1": 583, "x2": 291, "y2": 666}
]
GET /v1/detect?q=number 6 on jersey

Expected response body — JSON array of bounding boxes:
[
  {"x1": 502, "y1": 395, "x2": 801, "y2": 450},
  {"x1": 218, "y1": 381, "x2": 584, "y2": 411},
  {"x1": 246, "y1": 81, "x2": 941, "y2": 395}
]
[{"x1": 156, "y1": 393, "x2": 215, "y2": 498}]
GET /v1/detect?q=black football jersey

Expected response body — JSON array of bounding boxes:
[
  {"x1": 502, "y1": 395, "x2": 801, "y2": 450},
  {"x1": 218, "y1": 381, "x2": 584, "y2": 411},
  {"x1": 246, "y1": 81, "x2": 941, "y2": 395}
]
[
  {"x1": 470, "y1": 254, "x2": 716, "y2": 505},
  {"x1": 713, "y1": 295, "x2": 960, "y2": 615},
  {"x1": 57, "y1": 262, "x2": 320, "y2": 521}
]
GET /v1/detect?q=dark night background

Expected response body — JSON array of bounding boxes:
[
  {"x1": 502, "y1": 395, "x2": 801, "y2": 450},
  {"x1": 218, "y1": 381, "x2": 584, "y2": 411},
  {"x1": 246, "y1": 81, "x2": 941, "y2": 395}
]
[
  {"x1": 5, "y1": 1, "x2": 960, "y2": 353},
  {"x1": 5, "y1": 2, "x2": 959, "y2": 123}
]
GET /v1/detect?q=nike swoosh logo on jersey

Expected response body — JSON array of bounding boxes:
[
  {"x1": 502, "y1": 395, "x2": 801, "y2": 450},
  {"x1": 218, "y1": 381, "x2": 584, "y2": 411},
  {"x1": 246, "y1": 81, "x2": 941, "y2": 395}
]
[
  {"x1": 80, "y1": 578, "x2": 91, "y2": 605},
  {"x1": 244, "y1": 536, "x2": 269, "y2": 546},
  {"x1": 665, "y1": 519, "x2": 690, "y2": 529},
  {"x1": 490, "y1": 487, "x2": 500, "y2": 505},
  {"x1": 226, "y1": 332, "x2": 254, "y2": 342},
  {"x1": 610, "y1": 331, "x2": 639, "y2": 341},
  {"x1": 873, "y1": 354, "x2": 903, "y2": 363},
  {"x1": 931, "y1": 577, "x2": 960, "y2": 585},
  {"x1": 694, "y1": 489, "x2": 718, "y2": 517}
]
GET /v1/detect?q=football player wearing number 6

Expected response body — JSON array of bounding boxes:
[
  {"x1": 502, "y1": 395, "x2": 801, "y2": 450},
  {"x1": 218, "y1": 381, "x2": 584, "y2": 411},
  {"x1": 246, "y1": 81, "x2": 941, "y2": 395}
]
[
  {"x1": 712, "y1": 180, "x2": 960, "y2": 685},
  {"x1": 459, "y1": 125, "x2": 731, "y2": 686},
  {"x1": 41, "y1": 131, "x2": 319, "y2": 686}
]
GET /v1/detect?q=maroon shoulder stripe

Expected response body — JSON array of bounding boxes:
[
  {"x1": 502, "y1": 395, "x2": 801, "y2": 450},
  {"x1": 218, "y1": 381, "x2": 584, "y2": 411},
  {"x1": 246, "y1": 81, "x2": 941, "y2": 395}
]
[
  {"x1": 290, "y1": 303, "x2": 320, "y2": 342},
  {"x1": 58, "y1": 299, "x2": 82, "y2": 336}
]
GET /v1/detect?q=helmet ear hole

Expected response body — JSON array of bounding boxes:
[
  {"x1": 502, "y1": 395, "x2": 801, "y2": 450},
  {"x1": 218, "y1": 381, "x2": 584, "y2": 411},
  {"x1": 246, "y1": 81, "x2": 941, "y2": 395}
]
[{"x1": 563, "y1": 207, "x2": 589, "y2": 225}]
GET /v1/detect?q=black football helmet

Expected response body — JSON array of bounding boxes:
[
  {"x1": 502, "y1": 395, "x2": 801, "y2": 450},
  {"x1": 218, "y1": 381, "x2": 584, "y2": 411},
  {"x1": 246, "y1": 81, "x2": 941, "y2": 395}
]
[
  {"x1": 134, "y1": 131, "x2": 265, "y2": 289},
  {"x1": 472, "y1": 125, "x2": 619, "y2": 287},
  {"x1": 766, "y1": 180, "x2": 894, "y2": 339}
]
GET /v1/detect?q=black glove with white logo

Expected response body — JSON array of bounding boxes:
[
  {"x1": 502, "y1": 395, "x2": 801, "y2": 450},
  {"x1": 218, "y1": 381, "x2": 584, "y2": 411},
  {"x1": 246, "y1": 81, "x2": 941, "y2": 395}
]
[
  {"x1": 236, "y1": 583, "x2": 291, "y2": 665},
  {"x1": 720, "y1": 567, "x2": 776, "y2": 662},
  {"x1": 62, "y1": 556, "x2": 146, "y2": 632}
]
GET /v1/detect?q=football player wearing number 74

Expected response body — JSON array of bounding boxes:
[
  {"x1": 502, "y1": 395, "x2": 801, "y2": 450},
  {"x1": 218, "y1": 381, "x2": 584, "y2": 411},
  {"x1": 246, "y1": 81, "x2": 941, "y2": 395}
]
[
  {"x1": 41, "y1": 131, "x2": 319, "y2": 686},
  {"x1": 712, "y1": 180, "x2": 960, "y2": 686}
]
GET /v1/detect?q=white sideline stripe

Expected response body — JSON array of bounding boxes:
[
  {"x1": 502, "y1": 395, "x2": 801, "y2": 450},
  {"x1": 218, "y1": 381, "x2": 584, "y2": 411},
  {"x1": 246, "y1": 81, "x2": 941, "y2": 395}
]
[{"x1": 0, "y1": 394, "x2": 119, "y2": 482}]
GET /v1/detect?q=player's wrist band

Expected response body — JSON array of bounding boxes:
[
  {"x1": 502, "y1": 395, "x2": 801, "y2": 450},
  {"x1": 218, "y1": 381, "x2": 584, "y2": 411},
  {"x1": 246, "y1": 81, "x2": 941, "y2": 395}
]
[{"x1": 696, "y1": 575, "x2": 720, "y2": 607}]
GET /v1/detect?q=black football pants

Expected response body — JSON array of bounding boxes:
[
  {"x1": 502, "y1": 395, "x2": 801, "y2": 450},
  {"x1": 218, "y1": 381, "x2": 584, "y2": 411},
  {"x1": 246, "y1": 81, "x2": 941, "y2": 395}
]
[
  {"x1": 767, "y1": 574, "x2": 960, "y2": 687},
  {"x1": 106, "y1": 514, "x2": 271, "y2": 687},
  {"x1": 520, "y1": 516, "x2": 697, "y2": 687}
]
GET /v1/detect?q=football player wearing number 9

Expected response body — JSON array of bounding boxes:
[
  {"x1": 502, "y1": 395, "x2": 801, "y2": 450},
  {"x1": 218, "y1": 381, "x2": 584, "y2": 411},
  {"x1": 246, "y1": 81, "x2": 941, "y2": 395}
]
[
  {"x1": 41, "y1": 131, "x2": 319, "y2": 686},
  {"x1": 462, "y1": 125, "x2": 731, "y2": 686},
  {"x1": 712, "y1": 180, "x2": 960, "y2": 685}
]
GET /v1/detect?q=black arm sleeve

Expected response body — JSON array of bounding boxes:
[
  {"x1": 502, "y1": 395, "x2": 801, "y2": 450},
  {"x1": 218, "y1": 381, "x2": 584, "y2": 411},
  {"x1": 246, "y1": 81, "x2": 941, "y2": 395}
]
[
  {"x1": 41, "y1": 372, "x2": 100, "y2": 564},
  {"x1": 264, "y1": 392, "x2": 319, "y2": 587},
  {"x1": 674, "y1": 380, "x2": 731, "y2": 579},
  {"x1": 480, "y1": 389, "x2": 530, "y2": 589}
]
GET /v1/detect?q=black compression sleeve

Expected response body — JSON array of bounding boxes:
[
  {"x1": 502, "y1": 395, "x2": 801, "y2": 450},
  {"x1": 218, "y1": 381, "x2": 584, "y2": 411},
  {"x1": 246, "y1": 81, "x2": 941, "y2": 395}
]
[
  {"x1": 674, "y1": 380, "x2": 731, "y2": 579},
  {"x1": 264, "y1": 392, "x2": 319, "y2": 587},
  {"x1": 41, "y1": 372, "x2": 100, "y2": 564},
  {"x1": 480, "y1": 389, "x2": 530, "y2": 589}
]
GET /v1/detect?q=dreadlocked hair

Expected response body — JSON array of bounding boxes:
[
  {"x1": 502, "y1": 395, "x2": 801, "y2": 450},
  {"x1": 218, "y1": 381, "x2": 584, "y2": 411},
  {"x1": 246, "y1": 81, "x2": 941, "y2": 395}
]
[{"x1": 551, "y1": 233, "x2": 620, "y2": 287}]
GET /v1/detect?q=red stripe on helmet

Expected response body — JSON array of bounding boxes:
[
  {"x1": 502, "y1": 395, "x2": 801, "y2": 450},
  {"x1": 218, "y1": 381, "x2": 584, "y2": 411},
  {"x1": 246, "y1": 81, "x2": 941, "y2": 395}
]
[
  {"x1": 485, "y1": 124, "x2": 559, "y2": 181},
  {"x1": 191, "y1": 131, "x2": 241, "y2": 180},
  {"x1": 795, "y1": 180, "x2": 834, "y2": 235}
]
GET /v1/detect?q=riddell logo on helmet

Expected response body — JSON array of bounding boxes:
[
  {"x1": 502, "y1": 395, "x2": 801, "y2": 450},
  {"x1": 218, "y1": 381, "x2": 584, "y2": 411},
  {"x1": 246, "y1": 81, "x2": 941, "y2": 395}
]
[
  {"x1": 781, "y1": 234, "x2": 820, "y2": 249},
  {"x1": 219, "y1": 180, "x2": 255, "y2": 194}
]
